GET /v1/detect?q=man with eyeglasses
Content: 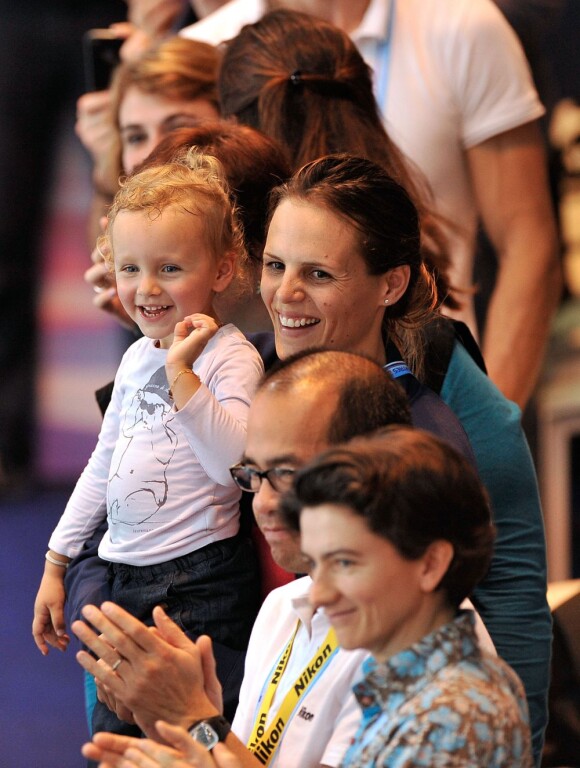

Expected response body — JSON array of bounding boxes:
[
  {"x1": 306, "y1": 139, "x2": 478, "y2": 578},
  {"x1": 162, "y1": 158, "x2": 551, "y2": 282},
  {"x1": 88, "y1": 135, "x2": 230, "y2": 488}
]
[{"x1": 77, "y1": 349, "x2": 422, "y2": 767}]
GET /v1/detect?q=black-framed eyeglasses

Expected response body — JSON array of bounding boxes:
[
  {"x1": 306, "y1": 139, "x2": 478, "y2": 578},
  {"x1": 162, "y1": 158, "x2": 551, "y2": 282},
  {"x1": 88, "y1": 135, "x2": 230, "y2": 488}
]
[{"x1": 229, "y1": 464, "x2": 296, "y2": 493}]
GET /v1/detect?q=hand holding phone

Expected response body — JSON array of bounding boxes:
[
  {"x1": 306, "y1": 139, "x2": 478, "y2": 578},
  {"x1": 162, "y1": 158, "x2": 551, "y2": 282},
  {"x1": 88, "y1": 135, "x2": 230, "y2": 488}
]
[{"x1": 83, "y1": 29, "x2": 123, "y2": 92}]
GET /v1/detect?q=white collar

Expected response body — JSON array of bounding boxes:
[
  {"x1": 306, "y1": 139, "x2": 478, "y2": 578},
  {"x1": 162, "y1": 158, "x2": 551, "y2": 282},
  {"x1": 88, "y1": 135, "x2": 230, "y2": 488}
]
[{"x1": 290, "y1": 576, "x2": 318, "y2": 635}]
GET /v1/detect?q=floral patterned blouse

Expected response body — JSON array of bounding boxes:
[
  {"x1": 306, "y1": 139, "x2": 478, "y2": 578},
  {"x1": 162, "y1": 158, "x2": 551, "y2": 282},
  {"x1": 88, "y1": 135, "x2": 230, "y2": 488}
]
[{"x1": 341, "y1": 611, "x2": 533, "y2": 767}]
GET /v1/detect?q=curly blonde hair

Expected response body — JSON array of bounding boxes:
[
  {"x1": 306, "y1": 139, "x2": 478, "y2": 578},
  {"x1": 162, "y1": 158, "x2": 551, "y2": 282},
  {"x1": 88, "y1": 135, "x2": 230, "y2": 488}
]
[{"x1": 100, "y1": 148, "x2": 250, "y2": 306}]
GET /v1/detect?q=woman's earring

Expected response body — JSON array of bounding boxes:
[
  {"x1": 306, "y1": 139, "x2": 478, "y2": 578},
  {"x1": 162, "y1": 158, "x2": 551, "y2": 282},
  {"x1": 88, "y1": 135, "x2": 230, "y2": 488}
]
[{"x1": 384, "y1": 298, "x2": 389, "y2": 305}]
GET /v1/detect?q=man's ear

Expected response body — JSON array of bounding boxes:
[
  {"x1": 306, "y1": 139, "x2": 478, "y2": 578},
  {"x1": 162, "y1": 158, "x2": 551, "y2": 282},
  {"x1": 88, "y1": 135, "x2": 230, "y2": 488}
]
[
  {"x1": 213, "y1": 251, "x2": 236, "y2": 294},
  {"x1": 418, "y1": 540, "x2": 454, "y2": 594}
]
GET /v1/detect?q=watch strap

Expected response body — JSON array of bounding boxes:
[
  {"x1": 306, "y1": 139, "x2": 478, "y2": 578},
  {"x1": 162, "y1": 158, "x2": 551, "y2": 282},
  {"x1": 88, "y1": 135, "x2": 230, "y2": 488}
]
[{"x1": 188, "y1": 715, "x2": 231, "y2": 742}]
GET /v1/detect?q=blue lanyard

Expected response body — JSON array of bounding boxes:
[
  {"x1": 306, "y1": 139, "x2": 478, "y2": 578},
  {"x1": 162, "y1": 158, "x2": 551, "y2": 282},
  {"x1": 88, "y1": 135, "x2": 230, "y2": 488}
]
[
  {"x1": 384, "y1": 360, "x2": 411, "y2": 379},
  {"x1": 375, "y1": 0, "x2": 396, "y2": 113}
]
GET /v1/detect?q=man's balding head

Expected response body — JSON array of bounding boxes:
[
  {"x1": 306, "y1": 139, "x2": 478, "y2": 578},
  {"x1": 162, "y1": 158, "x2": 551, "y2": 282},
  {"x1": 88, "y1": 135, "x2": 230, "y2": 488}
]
[
  {"x1": 258, "y1": 349, "x2": 411, "y2": 443},
  {"x1": 243, "y1": 350, "x2": 411, "y2": 572}
]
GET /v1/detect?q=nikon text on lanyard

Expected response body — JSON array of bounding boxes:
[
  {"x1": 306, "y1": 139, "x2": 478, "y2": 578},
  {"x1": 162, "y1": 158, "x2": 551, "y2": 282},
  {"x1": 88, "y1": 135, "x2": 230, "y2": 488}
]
[{"x1": 247, "y1": 622, "x2": 339, "y2": 765}]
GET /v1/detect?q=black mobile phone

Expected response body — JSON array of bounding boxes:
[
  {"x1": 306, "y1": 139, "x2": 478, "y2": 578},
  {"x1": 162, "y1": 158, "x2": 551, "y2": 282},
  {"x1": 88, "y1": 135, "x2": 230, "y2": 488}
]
[{"x1": 82, "y1": 29, "x2": 123, "y2": 92}]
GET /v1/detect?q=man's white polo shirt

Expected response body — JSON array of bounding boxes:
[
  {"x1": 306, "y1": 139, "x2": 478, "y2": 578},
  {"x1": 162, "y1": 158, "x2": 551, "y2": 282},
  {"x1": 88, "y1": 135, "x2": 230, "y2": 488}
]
[{"x1": 232, "y1": 576, "x2": 367, "y2": 768}]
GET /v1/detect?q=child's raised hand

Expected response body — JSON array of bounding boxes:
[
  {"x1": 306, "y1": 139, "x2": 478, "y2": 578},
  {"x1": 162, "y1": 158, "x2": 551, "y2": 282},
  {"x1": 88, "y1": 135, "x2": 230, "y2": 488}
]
[
  {"x1": 167, "y1": 314, "x2": 220, "y2": 372},
  {"x1": 165, "y1": 315, "x2": 220, "y2": 411},
  {"x1": 32, "y1": 566, "x2": 70, "y2": 655}
]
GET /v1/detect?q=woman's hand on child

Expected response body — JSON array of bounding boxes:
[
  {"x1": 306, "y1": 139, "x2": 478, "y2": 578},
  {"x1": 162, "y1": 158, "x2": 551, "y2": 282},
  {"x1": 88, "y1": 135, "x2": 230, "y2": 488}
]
[
  {"x1": 85, "y1": 231, "x2": 138, "y2": 332},
  {"x1": 32, "y1": 566, "x2": 70, "y2": 655}
]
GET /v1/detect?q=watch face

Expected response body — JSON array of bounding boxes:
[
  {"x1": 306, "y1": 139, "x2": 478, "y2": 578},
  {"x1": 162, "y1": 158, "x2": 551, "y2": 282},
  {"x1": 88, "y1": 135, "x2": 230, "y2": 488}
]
[{"x1": 190, "y1": 722, "x2": 219, "y2": 750}]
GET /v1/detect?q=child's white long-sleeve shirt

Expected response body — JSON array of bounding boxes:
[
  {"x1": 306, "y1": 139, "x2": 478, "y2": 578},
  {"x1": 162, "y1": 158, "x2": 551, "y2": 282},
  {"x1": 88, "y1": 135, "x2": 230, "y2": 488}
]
[{"x1": 49, "y1": 325, "x2": 263, "y2": 565}]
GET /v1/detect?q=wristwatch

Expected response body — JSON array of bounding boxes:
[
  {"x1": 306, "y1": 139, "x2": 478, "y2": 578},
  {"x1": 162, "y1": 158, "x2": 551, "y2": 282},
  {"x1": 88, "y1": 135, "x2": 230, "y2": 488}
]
[{"x1": 188, "y1": 716, "x2": 231, "y2": 750}]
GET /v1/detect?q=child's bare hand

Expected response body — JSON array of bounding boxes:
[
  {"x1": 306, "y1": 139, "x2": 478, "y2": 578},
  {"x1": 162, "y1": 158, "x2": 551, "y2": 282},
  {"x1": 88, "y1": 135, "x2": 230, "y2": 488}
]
[
  {"x1": 165, "y1": 315, "x2": 219, "y2": 410},
  {"x1": 166, "y1": 314, "x2": 220, "y2": 373},
  {"x1": 32, "y1": 568, "x2": 70, "y2": 655}
]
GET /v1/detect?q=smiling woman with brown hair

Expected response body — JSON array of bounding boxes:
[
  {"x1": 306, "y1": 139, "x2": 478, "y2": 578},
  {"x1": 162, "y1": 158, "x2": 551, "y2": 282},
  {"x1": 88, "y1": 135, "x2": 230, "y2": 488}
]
[
  {"x1": 257, "y1": 153, "x2": 550, "y2": 753},
  {"x1": 219, "y1": 8, "x2": 459, "y2": 315}
]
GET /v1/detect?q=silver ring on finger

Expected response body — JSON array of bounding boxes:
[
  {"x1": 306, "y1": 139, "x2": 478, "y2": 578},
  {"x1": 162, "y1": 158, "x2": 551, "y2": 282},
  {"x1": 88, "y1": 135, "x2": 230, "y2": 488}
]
[{"x1": 111, "y1": 657, "x2": 124, "y2": 672}]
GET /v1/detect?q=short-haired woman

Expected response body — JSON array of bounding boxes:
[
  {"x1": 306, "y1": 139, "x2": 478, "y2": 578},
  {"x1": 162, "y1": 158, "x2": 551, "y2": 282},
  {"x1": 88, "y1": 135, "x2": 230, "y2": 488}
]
[{"x1": 282, "y1": 426, "x2": 533, "y2": 766}]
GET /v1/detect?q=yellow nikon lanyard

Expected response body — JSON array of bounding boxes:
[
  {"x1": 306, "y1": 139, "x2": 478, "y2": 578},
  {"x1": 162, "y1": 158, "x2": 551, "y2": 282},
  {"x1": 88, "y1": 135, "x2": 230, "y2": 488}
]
[{"x1": 247, "y1": 621, "x2": 339, "y2": 765}]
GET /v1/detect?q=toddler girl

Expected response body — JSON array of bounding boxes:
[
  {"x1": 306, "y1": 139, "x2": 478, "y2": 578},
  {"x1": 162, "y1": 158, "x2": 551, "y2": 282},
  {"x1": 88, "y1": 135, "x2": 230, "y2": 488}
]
[{"x1": 33, "y1": 149, "x2": 263, "y2": 730}]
